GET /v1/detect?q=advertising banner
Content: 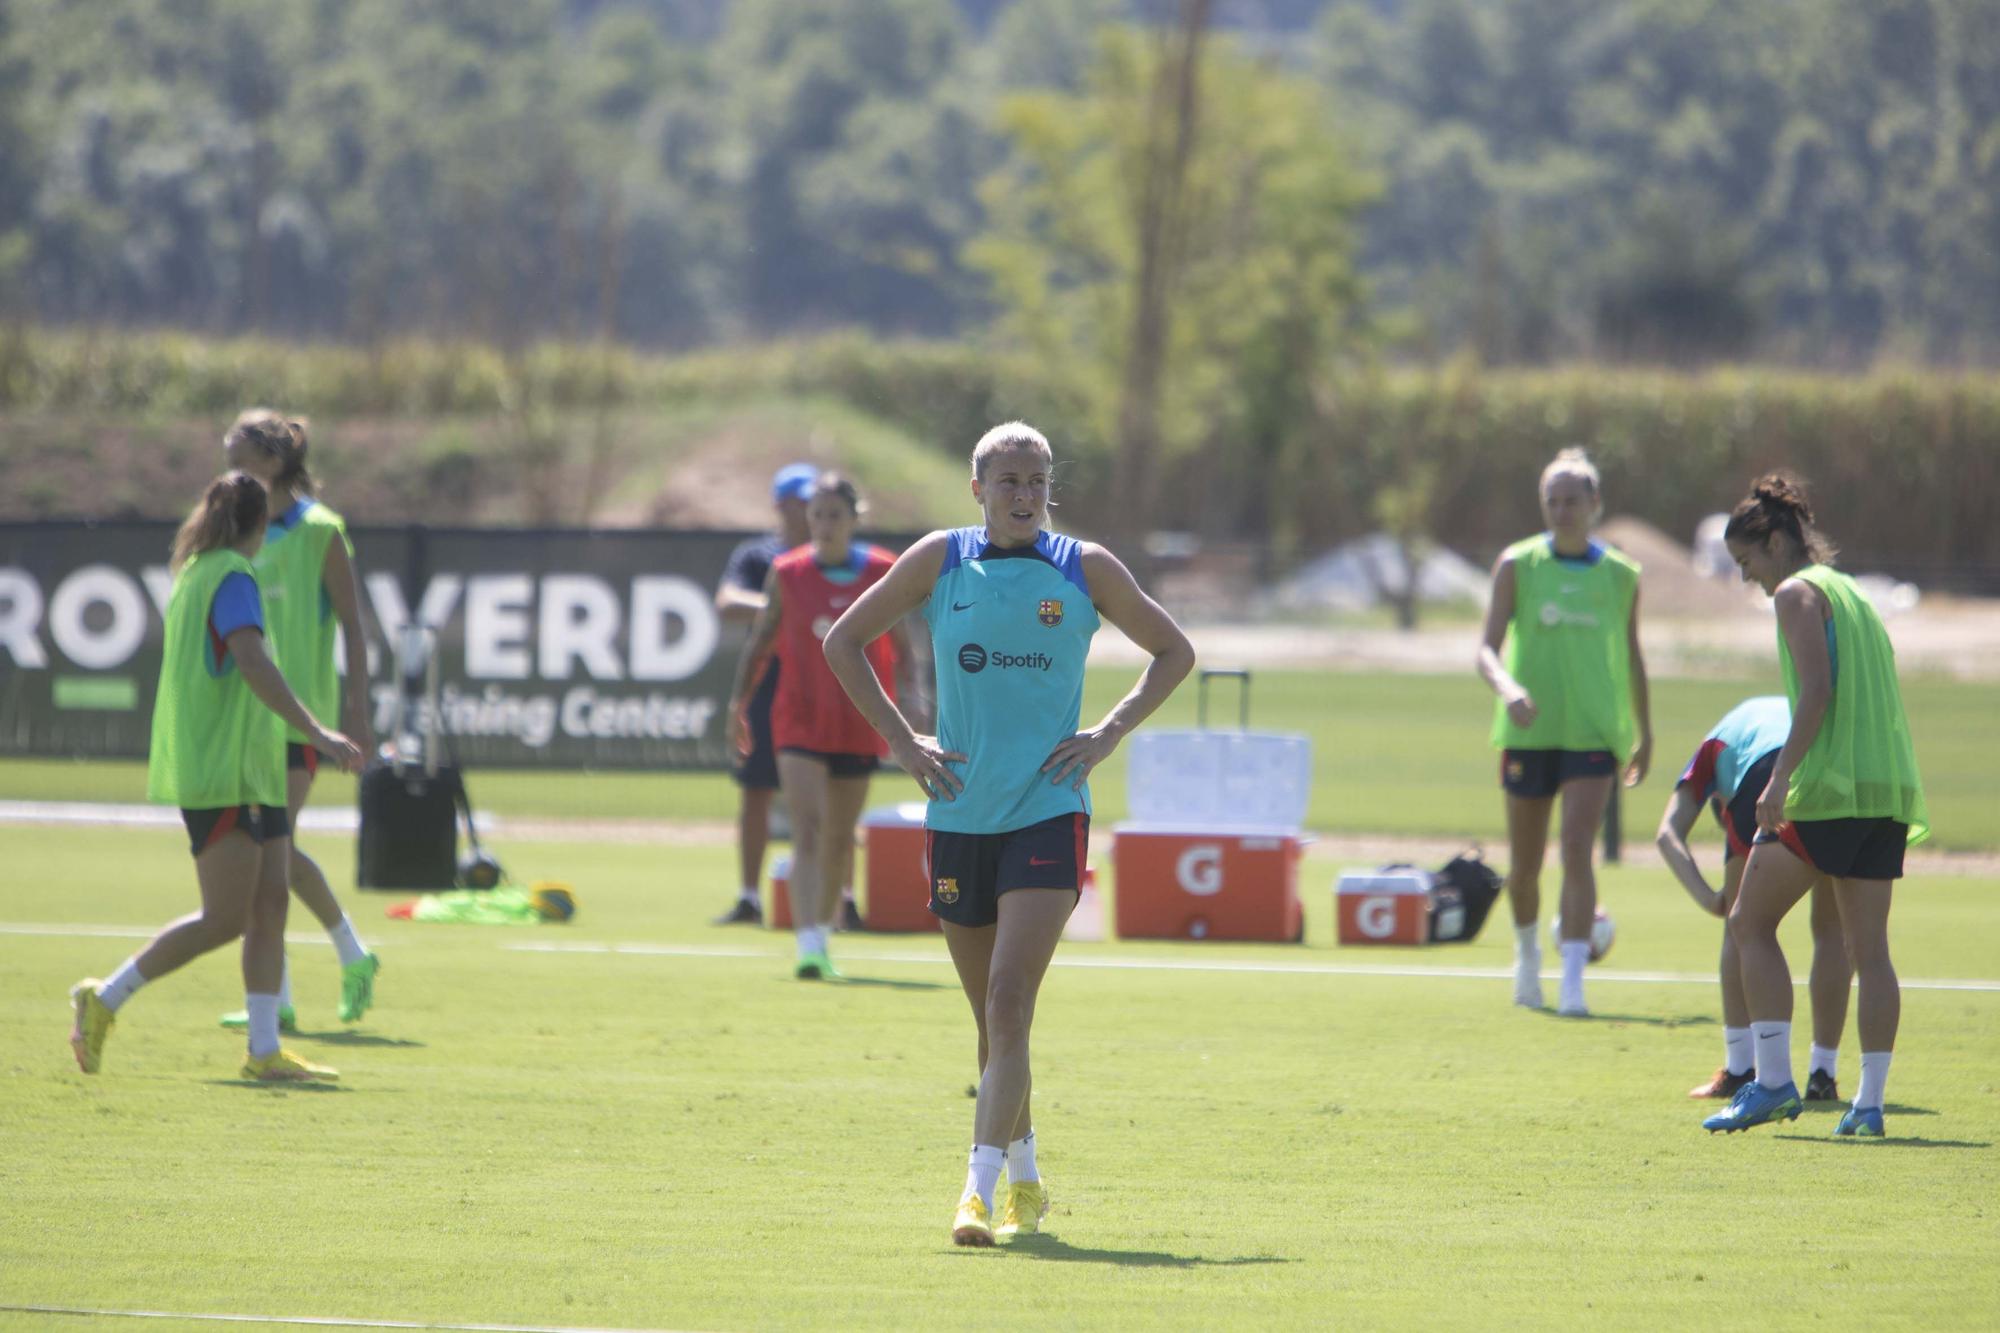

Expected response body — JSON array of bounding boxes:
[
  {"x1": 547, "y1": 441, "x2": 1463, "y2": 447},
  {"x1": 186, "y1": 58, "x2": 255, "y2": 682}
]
[{"x1": 0, "y1": 521, "x2": 794, "y2": 769}]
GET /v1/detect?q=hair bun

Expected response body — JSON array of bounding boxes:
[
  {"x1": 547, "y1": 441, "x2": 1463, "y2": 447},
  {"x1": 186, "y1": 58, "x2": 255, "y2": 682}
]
[{"x1": 1752, "y1": 471, "x2": 1811, "y2": 523}]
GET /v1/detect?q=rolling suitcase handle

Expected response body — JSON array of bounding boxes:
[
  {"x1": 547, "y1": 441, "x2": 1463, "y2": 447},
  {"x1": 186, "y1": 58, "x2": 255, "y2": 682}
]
[
  {"x1": 1197, "y1": 668, "x2": 1250, "y2": 731},
  {"x1": 385, "y1": 624, "x2": 441, "y2": 779}
]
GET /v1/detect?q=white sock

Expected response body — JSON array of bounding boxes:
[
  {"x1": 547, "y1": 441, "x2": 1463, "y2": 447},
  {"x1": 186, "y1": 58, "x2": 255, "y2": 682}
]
[
  {"x1": 796, "y1": 926, "x2": 823, "y2": 957},
  {"x1": 1752, "y1": 1021, "x2": 1793, "y2": 1090},
  {"x1": 1514, "y1": 923, "x2": 1540, "y2": 964},
  {"x1": 739, "y1": 885, "x2": 760, "y2": 905},
  {"x1": 279, "y1": 956, "x2": 293, "y2": 1009},
  {"x1": 1809, "y1": 1045, "x2": 1839, "y2": 1079},
  {"x1": 97, "y1": 959, "x2": 147, "y2": 1013},
  {"x1": 1559, "y1": 940, "x2": 1589, "y2": 1008},
  {"x1": 1006, "y1": 1132, "x2": 1038, "y2": 1184},
  {"x1": 1723, "y1": 1027, "x2": 1753, "y2": 1075},
  {"x1": 327, "y1": 915, "x2": 368, "y2": 969},
  {"x1": 1854, "y1": 1051, "x2": 1892, "y2": 1111},
  {"x1": 246, "y1": 993, "x2": 283, "y2": 1058},
  {"x1": 964, "y1": 1144, "x2": 1005, "y2": 1211}
]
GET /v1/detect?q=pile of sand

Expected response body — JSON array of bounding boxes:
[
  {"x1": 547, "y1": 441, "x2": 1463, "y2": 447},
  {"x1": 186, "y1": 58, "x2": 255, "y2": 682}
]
[{"x1": 1598, "y1": 515, "x2": 1760, "y2": 620}]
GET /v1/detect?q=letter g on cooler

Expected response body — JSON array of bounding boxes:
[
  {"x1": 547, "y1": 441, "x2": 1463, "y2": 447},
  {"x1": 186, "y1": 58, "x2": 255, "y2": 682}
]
[
  {"x1": 1356, "y1": 895, "x2": 1397, "y2": 939},
  {"x1": 1176, "y1": 845, "x2": 1223, "y2": 896}
]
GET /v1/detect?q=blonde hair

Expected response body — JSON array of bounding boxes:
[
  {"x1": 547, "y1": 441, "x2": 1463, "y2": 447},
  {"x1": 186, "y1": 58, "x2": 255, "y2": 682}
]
[
  {"x1": 970, "y1": 421, "x2": 1054, "y2": 483},
  {"x1": 170, "y1": 472, "x2": 268, "y2": 573},
  {"x1": 1539, "y1": 447, "x2": 1600, "y2": 500},
  {"x1": 226, "y1": 408, "x2": 316, "y2": 497}
]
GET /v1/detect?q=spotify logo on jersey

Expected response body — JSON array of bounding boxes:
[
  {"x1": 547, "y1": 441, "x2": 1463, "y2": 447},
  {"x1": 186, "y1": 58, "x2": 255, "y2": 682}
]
[{"x1": 958, "y1": 643, "x2": 1054, "y2": 674}]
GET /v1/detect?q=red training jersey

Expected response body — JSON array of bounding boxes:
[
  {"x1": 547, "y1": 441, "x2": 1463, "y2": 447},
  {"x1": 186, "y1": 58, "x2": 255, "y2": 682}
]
[{"x1": 770, "y1": 544, "x2": 897, "y2": 756}]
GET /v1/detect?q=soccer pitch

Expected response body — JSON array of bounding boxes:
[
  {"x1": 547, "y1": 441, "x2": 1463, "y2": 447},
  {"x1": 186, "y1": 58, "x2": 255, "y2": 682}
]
[{"x1": 4, "y1": 819, "x2": 1998, "y2": 1330}]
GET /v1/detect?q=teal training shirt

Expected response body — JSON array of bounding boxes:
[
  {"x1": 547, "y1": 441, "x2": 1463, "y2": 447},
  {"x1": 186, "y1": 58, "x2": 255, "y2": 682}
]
[{"x1": 926, "y1": 526, "x2": 1100, "y2": 834}]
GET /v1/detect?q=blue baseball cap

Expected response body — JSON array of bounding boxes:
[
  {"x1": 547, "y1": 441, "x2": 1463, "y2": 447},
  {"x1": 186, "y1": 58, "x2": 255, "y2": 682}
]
[{"x1": 771, "y1": 463, "x2": 816, "y2": 502}]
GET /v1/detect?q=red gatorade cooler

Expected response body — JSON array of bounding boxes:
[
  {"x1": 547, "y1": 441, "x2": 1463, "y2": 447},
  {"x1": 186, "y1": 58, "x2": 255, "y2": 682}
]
[{"x1": 860, "y1": 803, "x2": 939, "y2": 933}]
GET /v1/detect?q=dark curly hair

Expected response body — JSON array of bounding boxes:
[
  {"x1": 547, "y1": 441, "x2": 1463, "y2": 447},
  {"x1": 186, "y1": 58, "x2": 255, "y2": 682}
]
[{"x1": 1723, "y1": 471, "x2": 1836, "y2": 565}]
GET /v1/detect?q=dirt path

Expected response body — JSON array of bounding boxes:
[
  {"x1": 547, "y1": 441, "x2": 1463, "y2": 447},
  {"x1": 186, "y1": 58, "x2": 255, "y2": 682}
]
[{"x1": 1086, "y1": 602, "x2": 2000, "y2": 681}]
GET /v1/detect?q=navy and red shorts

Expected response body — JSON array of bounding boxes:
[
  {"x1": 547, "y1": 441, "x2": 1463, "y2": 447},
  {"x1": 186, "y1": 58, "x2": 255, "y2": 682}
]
[
  {"x1": 778, "y1": 747, "x2": 880, "y2": 779},
  {"x1": 1755, "y1": 817, "x2": 1909, "y2": 881},
  {"x1": 179, "y1": 804, "x2": 291, "y2": 858},
  {"x1": 1712, "y1": 751, "x2": 1779, "y2": 862},
  {"x1": 925, "y1": 811, "x2": 1088, "y2": 928},
  {"x1": 1501, "y1": 748, "x2": 1616, "y2": 799},
  {"x1": 286, "y1": 742, "x2": 320, "y2": 777}
]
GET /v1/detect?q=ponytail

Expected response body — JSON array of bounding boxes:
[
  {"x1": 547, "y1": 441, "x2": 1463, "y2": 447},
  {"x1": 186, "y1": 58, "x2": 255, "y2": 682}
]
[
  {"x1": 1723, "y1": 471, "x2": 1837, "y2": 565},
  {"x1": 225, "y1": 408, "x2": 316, "y2": 497},
  {"x1": 170, "y1": 472, "x2": 269, "y2": 573}
]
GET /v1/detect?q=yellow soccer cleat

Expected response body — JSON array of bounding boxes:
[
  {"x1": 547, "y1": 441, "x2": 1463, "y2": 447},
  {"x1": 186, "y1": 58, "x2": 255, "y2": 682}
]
[
  {"x1": 69, "y1": 979, "x2": 115, "y2": 1074},
  {"x1": 995, "y1": 1179, "x2": 1050, "y2": 1238},
  {"x1": 951, "y1": 1193, "x2": 995, "y2": 1248},
  {"x1": 241, "y1": 1048, "x2": 340, "y2": 1083}
]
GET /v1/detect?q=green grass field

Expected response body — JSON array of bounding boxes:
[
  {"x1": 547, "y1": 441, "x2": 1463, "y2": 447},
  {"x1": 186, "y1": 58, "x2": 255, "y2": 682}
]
[
  {"x1": 7, "y1": 669, "x2": 1998, "y2": 850},
  {"x1": 4, "y1": 666, "x2": 1997, "y2": 1329},
  {"x1": 3, "y1": 817, "x2": 1998, "y2": 1330}
]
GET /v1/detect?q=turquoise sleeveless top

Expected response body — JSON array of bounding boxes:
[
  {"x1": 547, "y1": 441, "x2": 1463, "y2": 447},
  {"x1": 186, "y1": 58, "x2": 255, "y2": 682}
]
[
  {"x1": 926, "y1": 527, "x2": 1100, "y2": 834},
  {"x1": 1702, "y1": 696, "x2": 1792, "y2": 802}
]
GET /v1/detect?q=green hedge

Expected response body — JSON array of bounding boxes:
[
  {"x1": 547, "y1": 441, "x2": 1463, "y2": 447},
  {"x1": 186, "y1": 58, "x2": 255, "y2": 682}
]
[
  {"x1": 4, "y1": 327, "x2": 1994, "y2": 579},
  {"x1": 1274, "y1": 363, "x2": 2000, "y2": 581}
]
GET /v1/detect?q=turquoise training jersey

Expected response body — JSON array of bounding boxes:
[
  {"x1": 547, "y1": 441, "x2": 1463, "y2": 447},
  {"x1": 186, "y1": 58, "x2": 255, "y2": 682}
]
[
  {"x1": 1692, "y1": 696, "x2": 1793, "y2": 803},
  {"x1": 926, "y1": 526, "x2": 1100, "y2": 834}
]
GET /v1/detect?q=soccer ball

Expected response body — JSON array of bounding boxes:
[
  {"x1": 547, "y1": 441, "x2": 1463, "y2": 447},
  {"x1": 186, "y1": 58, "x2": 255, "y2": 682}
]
[{"x1": 1549, "y1": 907, "x2": 1615, "y2": 963}]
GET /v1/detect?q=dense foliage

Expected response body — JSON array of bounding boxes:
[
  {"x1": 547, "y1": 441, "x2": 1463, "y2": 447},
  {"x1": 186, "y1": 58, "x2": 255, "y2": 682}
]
[{"x1": 3, "y1": 0, "x2": 1996, "y2": 364}]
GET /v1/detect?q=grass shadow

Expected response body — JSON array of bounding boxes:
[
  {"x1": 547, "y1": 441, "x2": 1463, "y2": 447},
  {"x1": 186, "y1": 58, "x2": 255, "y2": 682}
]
[
  {"x1": 203, "y1": 1079, "x2": 349, "y2": 1093},
  {"x1": 988, "y1": 1234, "x2": 1293, "y2": 1269},
  {"x1": 1797, "y1": 1101, "x2": 1941, "y2": 1117},
  {"x1": 297, "y1": 1030, "x2": 428, "y2": 1048},
  {"x1": 832, "y1": 975, "x2": 951, "y2": 992},
  {"x1": 1774, "y1": 1134, "x2": 1988, "y2": 1150},
  {"x1": 1540, "y1": 1011, "x2": 1714, "y2": 1028}
]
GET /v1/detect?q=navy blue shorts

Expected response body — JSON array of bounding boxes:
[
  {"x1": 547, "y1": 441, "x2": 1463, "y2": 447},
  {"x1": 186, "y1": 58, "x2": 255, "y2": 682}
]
[
  {"x1": 1756, "y1": 817, "x2": 1909, "y2": 881},
  {"x1": 1714, "y1": 751, "x2": 1779, "y2": 861},
  {"x1": 1501, "y1": 748, "x2": 1616, "y2": 799},
  {"x1": 733, "y1": 661, "x2": 780, "y2": 791},
  {"x1": 180, "y1": 804, "x2": 291, "y2": 858},
  {"x1": 925, "y1": 812, "x2": 1088, "y2": 928},
  {"x1": 778, "y1": 747, "x2": 880, "y2": 778},
  {"x1": 286, "y1": 742, "x2": 320, "y2": 777}
]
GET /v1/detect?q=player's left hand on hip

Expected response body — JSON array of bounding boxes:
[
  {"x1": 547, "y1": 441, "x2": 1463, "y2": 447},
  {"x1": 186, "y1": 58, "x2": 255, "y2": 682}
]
[{"x1": 1043, "y1": 729, "x2": 1115, "y2": 790}]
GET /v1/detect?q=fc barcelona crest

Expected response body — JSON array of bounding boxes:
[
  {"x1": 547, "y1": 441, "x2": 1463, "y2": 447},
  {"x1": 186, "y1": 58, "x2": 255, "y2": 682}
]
[
  {"x1": 1037, "y1": 599, "x2": 1064, "y2": 627},
  {"x1": 935, "y1": 877, "x2": 960, "y2": 904}
]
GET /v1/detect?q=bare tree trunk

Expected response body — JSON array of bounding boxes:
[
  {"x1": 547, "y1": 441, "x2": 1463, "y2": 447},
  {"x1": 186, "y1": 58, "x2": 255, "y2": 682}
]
[
  {"x1": 578, "y1": 190, "x2": 627, "y2": 526},
  {"x1": 1114, "y1": 0, "x2": 1212, "y2": 547}
]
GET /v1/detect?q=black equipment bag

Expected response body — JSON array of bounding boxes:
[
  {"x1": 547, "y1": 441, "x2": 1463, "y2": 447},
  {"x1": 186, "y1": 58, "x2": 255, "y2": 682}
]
[
  {"x1": 357, "y1": 762, "x2": 464, "y2": 889},
  {"x1": 356, "y1": 622, "x2": 496, "y2": 889},
  {"x1": 1427, "y1": 848, "x2": 1503, "y2": 944}
]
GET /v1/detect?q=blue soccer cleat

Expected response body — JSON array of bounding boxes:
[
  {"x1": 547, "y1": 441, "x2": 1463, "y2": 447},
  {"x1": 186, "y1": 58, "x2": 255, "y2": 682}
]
[
  {"x1": 1833, "y1": 1106, "x2": 1885, "y2": 1138},
  {"x1": 1702, "y1": 1079, "x2": 1802, "y2": 1133}
]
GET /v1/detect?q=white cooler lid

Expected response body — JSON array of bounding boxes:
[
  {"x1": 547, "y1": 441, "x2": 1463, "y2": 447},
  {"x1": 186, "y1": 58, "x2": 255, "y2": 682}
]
[
  {"x1": 860, "y1": 802, "x2": 928, "y2": 828},
  {"x1": 1335, "y1": 869, "x2": 1433, "y2": 895},
  {"x1": 1126, "y1": 729, "x2": 1312, "y2": 830}
]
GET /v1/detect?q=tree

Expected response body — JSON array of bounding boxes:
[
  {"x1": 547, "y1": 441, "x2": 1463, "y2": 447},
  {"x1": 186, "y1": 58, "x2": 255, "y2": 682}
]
[{"x1": 971, "y1": 20, "x2": 1376, "y2": 544}]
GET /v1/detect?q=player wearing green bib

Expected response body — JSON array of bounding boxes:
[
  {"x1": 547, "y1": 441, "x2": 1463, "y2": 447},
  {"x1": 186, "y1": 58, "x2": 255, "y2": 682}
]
[
  {"x1": 1703, "y1": 474, "x2": 1928, "y2": 1139},
  {"x1": 824, "y1": 422, "x2": 1193, "y2": 1248},
  {"x1": 220, "y1": 411, "x2": 381, "y2": 1030},
  {"x1": 68, "y1": 473, "x2": 361, "y2": 1083},
  {"x1": 1478, "y1": 449, "x2": 1653, "y2": 1017}
]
